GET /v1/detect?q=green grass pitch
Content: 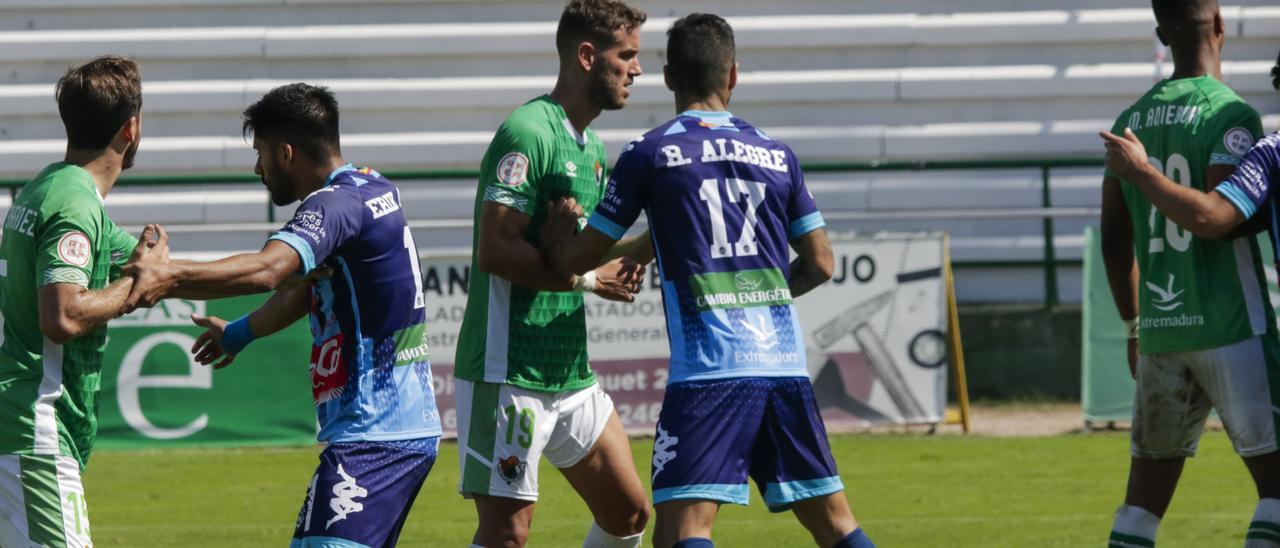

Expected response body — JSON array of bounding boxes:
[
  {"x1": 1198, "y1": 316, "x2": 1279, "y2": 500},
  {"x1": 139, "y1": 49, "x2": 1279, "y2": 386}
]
[{"x1": 83, "y1": 432, "x2": 1256, "y2": 546}]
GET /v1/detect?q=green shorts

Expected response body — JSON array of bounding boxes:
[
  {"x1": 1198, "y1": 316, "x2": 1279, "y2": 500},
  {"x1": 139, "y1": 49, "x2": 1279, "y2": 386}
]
[{"x1": 0, "y1": 454, "x2": 91, "y2": 548}]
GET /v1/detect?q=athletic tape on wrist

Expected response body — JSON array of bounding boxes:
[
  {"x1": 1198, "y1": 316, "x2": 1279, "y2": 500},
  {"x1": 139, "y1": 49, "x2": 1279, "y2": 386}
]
[{"x1": 574, "y1": 270, "x2": 598, "y2": 292}]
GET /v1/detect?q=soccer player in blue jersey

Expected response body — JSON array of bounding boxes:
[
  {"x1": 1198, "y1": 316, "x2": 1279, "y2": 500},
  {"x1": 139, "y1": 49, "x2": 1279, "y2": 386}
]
[
  {"x1": 128, "y1": 83, "x2": 442, "y2": 547},
  {"x1": 542, "y1": 14, "x2": 874, "y2": 548}
]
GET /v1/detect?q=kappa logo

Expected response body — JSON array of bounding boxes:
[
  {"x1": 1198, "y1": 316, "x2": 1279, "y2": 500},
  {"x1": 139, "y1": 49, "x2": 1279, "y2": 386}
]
[
  {"x1": 1146, "y1": 273, "x2": 1185, "y2": 312},
  {"x1": 497, "y1": 456, "x2": 527, "y2": 484},
  {"x1": 652, "y1": 423, "x2": 678, "y2": 479},
  {"x1": 740, "y1": 316, "x2": 779, "y2": 350},
  {"x1": 325, "y1": 464, "x2": 367, "y2": 529}
]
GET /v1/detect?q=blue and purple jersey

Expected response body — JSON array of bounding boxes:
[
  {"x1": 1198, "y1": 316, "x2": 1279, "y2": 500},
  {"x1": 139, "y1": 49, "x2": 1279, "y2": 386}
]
[
  {"x1": 1215, "y1": 132, "x2": 1280, "y2": 262},
  {"x1": 269, "y1": 164, "x2": 441, "y2": 443},
  {"x1": 587, "y1": 111, "x2": 825, "y2": 384}
]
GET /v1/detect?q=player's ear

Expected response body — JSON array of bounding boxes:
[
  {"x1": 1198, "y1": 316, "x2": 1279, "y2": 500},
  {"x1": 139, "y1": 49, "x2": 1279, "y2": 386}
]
[
  {"x1": 1155, "y1": 27, "x2": 1168, "y2": 47},
  {"x1": 118, "y1": 115, "x2": 140, "y2": 145},
  {"x1": 663, "y1": 65, "x2": 673, "y2": 92},
  {"x1": 728, "y1": 62, "x2": 738, "y2": 93},
  {"x1": 1213, "y1": 11, "x2": 1225, "y2": 37},
  {"x1": 279, "y1": 142, "x2": 294, "y2": 165},
  {"x1": 577, "y1": 41, "x2": 595, "y2": 73}
]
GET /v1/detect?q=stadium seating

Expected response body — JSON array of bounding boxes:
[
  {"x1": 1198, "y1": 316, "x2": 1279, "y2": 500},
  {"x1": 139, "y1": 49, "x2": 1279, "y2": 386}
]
[{"x1": 0, "y1": 0, "x2": 1277, "y2": 302}]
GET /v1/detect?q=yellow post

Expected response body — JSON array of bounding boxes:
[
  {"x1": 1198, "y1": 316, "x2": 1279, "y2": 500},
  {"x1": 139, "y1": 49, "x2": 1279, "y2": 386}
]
[{"x1": 943, "y1": 235, "x2": 973, "y2": 434}]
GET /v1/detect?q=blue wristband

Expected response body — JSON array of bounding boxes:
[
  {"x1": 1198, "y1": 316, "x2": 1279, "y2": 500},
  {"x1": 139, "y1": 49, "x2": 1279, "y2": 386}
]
[{"x1": 220, "y1": 315, "x2": 256, "y2": 355}]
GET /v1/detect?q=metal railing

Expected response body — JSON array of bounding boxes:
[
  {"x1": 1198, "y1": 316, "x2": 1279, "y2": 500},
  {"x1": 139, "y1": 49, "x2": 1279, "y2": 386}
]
[{"x1": 0, "y1": 157, "x2": 1106, "y2": 307}]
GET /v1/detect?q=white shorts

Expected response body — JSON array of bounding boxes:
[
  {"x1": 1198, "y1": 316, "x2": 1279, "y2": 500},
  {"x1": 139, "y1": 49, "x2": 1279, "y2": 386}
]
[
  {"x1": 0, "y1": 454, "x2": 92, "y2": 548},
  {"x1": 1132, "y1": 335, "x2": 1280, "y2": 459},
  {"x1": 455, "y1": 379, "x2": 614, "y2": 501}
]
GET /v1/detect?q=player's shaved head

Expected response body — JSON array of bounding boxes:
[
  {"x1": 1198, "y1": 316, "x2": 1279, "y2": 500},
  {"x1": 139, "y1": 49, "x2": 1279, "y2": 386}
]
[
  {"x1": 1151, "y1": 0, "x2": 1218, "y2": 41},
  {"x1": 242, "y1": 83, "x2": 340, "y2": 162},
  {"x1": 666, "y1": 13, "x2": 735, "y2": 99},
  {"x1": 555, "y1": 0, "x2": 646, "y2": 59}
]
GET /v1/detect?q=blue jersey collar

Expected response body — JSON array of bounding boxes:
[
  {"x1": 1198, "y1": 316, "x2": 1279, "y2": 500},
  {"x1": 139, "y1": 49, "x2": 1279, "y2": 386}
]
[
  {"x1": 680, "y1": 110, "x2": 734, "y2": 123},
  {"x1": 323, "y1": 163, "x2": 356, "y2": 187}
]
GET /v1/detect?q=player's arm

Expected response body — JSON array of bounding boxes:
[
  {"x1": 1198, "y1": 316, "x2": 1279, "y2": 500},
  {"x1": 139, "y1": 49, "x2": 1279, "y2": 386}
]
[
  {"x1": 1100, "y1": 174, "x2": 1140, "y2": 377},
  {"x1": 1101, "y1": 128, "x2": 1245, "y2": 238},
  {"x1": 789, "y1": 227, "x2": 835, "y2": 297},
  {"x1": 784, "y1": 151, "x2": 833, "y2": 297},
  {"x1": 479, "y1": 202, "x2": 579, "y2": 291},
  {"x1": 125, "y1": 240, "x2": 302, "y2": 309},
  {"x1": 190, "y1": 282, "x2": 310, "y2": 368},
  {"x1": 38, "y1": 224, "x2": 168, "y2": 344},
  {"x1": 1100, "y1": 175, "x2": 1137, "y2": 320},
  {"x1": 126, "y1": 189, "x2": 362, "y2": 308},
  {"x1": 604, "y1": 230, "x2": 655, "y2": 265},
  {"x1": 104, "y1": 223, "x2": 244, "y2": 301}
]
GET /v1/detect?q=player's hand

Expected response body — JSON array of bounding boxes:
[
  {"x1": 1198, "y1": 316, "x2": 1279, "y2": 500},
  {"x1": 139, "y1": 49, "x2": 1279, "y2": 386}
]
[
  {"x1": 591, "y1": 257, "x2": 646, "y2": 303},
  {"x1": 123, "y1": 225, "x2": 177, "y2": 311},
  {"x1": 1127, "y1": 338, "x2": 1138, "y2": 380},
  {"x1": 129, "y1": 224, "x2": 169, "y2": 264},
  {"x1": 1100, "y1": 128, "x2": 1155, "y2": 181},
  {"x1": 540, "y1": 196, "x2": 583, "y2": 253},
  {"x1": 190, "y1": 313, "x2": 236, "y2": 369}
]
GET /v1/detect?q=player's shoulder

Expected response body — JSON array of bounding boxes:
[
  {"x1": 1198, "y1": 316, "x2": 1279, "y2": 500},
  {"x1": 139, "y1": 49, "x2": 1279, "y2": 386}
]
[
  {"x1": 1190, "y1": 77, "x2": 1256, "y2": 116},
  {"x1": 499, "y1": 97, "x2": 559, "y2": 140},
  {"x1": 29, "y1": 164, "x2": 102, "y2": 216}
]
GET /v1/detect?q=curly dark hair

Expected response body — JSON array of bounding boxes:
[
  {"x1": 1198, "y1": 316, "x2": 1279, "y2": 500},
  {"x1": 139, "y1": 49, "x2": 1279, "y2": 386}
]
[
  {"x1": 555, "y1": 0, "x2": 646, "y2": 57},
  {"x1": 242, "y1": 83, "x2": 341, "y2": 161},
  {"x1": 56, "y1": 56, "x2": 142, "y2": 150}
]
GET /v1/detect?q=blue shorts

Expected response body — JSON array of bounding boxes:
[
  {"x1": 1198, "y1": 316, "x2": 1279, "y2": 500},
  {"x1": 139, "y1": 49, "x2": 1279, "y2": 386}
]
[
  {"x1": 291, "y1": 437, "x2": 439, "y2": 547},
  {"x1": 651, "y1": 377, "x2": 843, "y2": 513}
]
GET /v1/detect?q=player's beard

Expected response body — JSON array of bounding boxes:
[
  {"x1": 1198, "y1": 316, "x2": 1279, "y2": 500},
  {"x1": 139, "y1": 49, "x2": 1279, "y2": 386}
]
[
  {"x1": 589, "y1": 65, "x2": 628, "y2": 111},
  {"x1": 121, "y1": 137, "x2": 139, "y2": 171},
  {"x1": 265, "y1": 169, "x2": 297, "y2": 206}
]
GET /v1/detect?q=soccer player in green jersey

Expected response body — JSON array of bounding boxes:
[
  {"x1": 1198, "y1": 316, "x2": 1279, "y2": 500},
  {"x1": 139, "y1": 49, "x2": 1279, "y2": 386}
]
[
  {"x1": 453, "y1": 1, "x2": 654, "y2": 546},
  {"x1": 1099, "y1": 2, "x2": 1280, "y2": 546},
  {"x1": 0, "y1": 56, "x2": 173, "y2": 548}
]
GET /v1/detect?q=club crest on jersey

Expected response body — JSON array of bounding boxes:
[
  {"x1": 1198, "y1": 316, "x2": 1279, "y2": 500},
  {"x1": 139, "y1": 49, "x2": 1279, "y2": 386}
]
[
  {"x1": 57, "y1": 232, "x2": 91, "y2": 267},
  {"x1": 497, "y1": 456, "x2": 527, "y2": 483},
  {"x1": 310, "y1": 334, "x2": 347, "y2": 403},
  {"x1": 497, "y1": 152, "x2": 530, "y2": 187},
  {"x1": 594, "y1": 161, "x2": 604, "y2": 188}
]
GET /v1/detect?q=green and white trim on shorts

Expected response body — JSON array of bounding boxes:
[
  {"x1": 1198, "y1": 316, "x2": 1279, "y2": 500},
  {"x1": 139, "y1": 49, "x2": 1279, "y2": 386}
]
[
  {"x1": 0, "y1": 454, "x2": 91, "y2": 548},
  {"x1": 454, "y1": 378, "x2": 613, "y2": 502}
]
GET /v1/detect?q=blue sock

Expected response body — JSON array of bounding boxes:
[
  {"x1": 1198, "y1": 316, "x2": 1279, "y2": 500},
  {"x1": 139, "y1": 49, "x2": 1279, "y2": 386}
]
[
  {"x1": 832, "y1": 528, "x2": 875, "y2": 548},
  {"x1": 672, "y1": 538, "x2": 713, "y2": 548}
]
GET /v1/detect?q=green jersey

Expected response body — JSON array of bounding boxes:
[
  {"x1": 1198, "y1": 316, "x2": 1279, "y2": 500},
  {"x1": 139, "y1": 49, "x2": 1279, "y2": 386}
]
[
  {"x1": 1108, "y1": 76, "x2": 1274, "y2": 354},
  {"x1": 456, "y1": 96, "x2": 609, "y2": 392},
  {"x1": 0, "y1": 163, "x2": 137, "y2": 468}
]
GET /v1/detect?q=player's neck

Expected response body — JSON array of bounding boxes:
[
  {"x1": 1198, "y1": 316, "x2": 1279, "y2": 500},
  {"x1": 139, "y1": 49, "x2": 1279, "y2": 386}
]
[
  {"x1": 296, "y1": 156, "x2": 349, "y2": 198},
  {"x1": 678, "y1": 96, "x2": 730, "y2": 114},
  {"x1": 1169, "y1": 45, "x2": 1222, "y2": 81},
  {"x1": 65, "y1": 148, "x2": 121, "y2": 199},
  {"x1": 549, "y1": 81, "x2": 600, "y2": 135}
]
